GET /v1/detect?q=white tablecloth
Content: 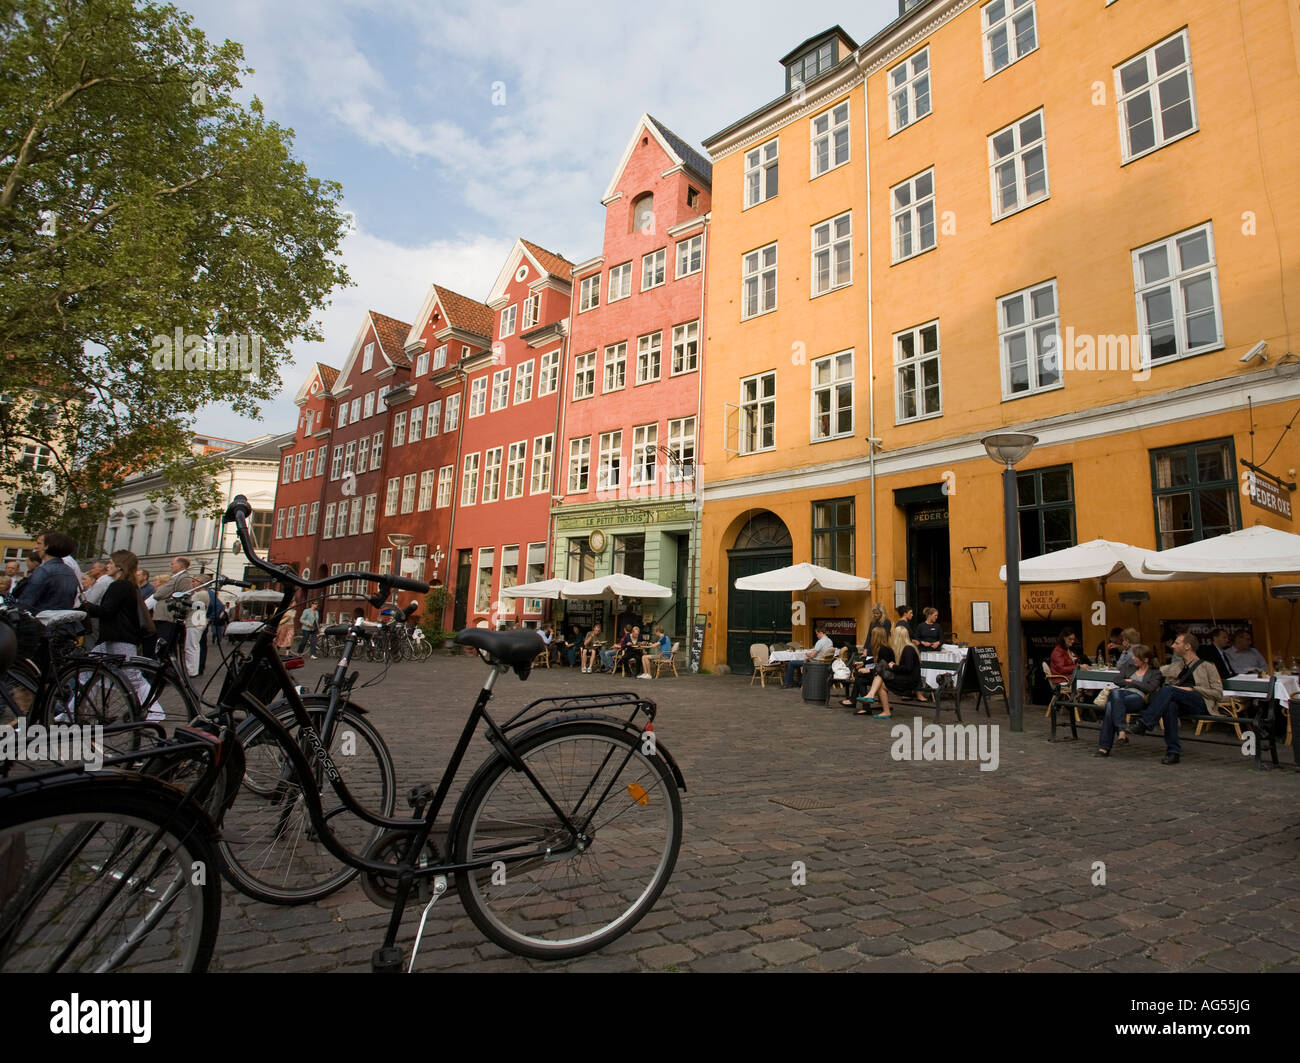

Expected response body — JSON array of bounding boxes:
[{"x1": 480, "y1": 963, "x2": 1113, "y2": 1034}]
[
  {"x1": 768, "y1": 651, "x2": 805, "y2": 664},
  {"x1": 1274, "y1": 674, "x2": 1299, "y2": 703},
  {"x1": 1075, "y1": 669, "x2": 1121, "y2": 692},
  {"x1": 920, "y1": 647, "x2": 966, "y2": 691}
]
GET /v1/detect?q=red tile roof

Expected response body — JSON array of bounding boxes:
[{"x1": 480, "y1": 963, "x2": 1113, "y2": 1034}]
[
  {"x1": 370, "y1": 311, "x2": 413, "y2": 367},
  {"x1": 520, "y1": 239, "x2": 574, "y2": 281},
  {"x1": 316, "y1": 363, "x2": 340, "y2": 390},
  {"x1": 432, "y1": 285, "x2": 493, "y2": 339}
]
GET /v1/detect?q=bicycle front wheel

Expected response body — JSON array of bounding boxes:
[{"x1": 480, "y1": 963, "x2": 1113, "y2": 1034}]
[
  {"x1": 0, "y1": 773, "x2": 221, "y2": 973},
  {"x1": 217, "y1": 699, "x2": 396, "y2": 905},
  {"x1": 452, "y1": 722, "x2": 681, "y2": 960}
]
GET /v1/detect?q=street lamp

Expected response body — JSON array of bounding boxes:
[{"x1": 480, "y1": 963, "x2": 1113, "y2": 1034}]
[
  {"x1": 387, "y1": 532, "x2": 412, "y2": 608},
  {"x1": 982, "y1": 432, "x2": 1038, "y2": 732}
]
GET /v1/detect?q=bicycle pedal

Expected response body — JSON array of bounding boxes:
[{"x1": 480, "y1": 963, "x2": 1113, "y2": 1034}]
[
  {"x1": 406, "y1": 783, "x2": 433, "y2": 814},
  {"x1": 371, "y1": 946, "x2": 403, "y2": 974}
]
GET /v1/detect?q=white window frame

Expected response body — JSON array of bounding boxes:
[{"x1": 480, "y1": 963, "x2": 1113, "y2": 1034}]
[
  {"x1": 608, "y1": 262, "x2": 632, "y2": 302},
  {"x1": 469, "y1": 377, "x2": 487, "y2": 417},
  {"x1": 357, "y1": 436, "x2": 369, "y2": 471},
  {"x1": 888, "y1": 46, "x2": 932, "y2": 135},
  {"x1": 811, "y1": 211, "x2": 852, "y2": 296},
  {"x1": 530, "y1": 434, "x2": 553, "y2": 495},
  {"x1": 631, "y1": 424, "x2": 658, "y2": 487},
  {"x1": 362, "y1": 342, "x2": 374, "y2": 372},
  {"x1": 433, "y1": 344, "x2": 448, "y2": 370},
  {"x1": 523, "y1": 292, "x2": 541, "y2": 329},
  {"x1": 307, "y1": 501, "x2": 319, "y2": 535},
  {"x1": 330, "y1": 445, "x2": 343, "y2": 481},
  {"x1": 275, "y1": 508, "x2": 285, "y2": 539},
  {"x1": 597, "y1": 430, "x2": 622, "y2": 491},
  {"x1": 744, "y1": 138, "x2": 778, "y2": 209},
  {"x1": 1115, "y1": 29, "x2": 1198, "y2": 164},
  {"x1": 579, "y1": 274, "x2": 600, "y2": 313},
  {"x1": 363, "y1": 391, "x2": 375, "y2": 418},
  {"x1": 385, "y1": 477, "x2": 400, "y2": 517},
  {"x1": 491, "y1": 368, "x2": 510, "y2": 411},
  {"x1": 989, "y1": 108, "x2": 1049, "y2": 221},
  {"x1": 568, "y1": 437, "x2": 590, "y2": 493},
  {"x1": 343, "y1": 441, "x2": 355, "y2": 474},
  {"x1": 338, "y1": 404, "x2": 347, "y2": 429},
  {"x1": 739, "y1": 372, "x2": 776, "y2": 455},
  {"x1": 392, "y1": 411, "x2": 406, "y2": 447},
  {"x1": 281, "y1": 457, "x2": 292, "y2": 484},
  {"x1": 1132, "y1": 223, "x2": 1222, "y2": 365},
  {"x1": 514, "y1": 360, "x2": 534, "y2": 404},
  {"x1": 415, "y1": 351, "x2": 429, "y2": 376},
  {"x1": 444, "y1": 393, "x2": 460, "y2": 431},
  {"x1": 603, "y1": 342, "x2": 626, "y2": 393},
  {"x1": 894, "y1": 320, "x2": 943, "y2": 424},
  {"x1": 436, "y1": 466, "x2": 454, "y2": 508},
  {"x1": 323, "y1": 502, "x2": 336, "y2": 539},
  {"x1": 500, "y1": 304, "x2": 517, "y2": 337},
  {"x1": 671, "y1": 321, "x2": 699, "y2": 375},
  {"x1": 481, "y1": 447, "x2": 502, "y2": 503},
  {"x1": 675, "y1": 235, "x2": 703, "y2": 278},
  {"x1": 370, "y1": 431, "x2": 383, "y2": 470},
  {"x1": 641, "y1": 248, "x2": 666, "y2": 292},
  {"x1": 292, "y1": 453, "x2": 303, "y2": 481},
  {"x1": 810, "y1": 100, "x2": 850, "y2": 178},
  {"x1": 742, "y1": 243, "x2": 778, "y2": 320},
  {"x1": 461, "y1": 453, "x2": 480, "y2": 507},
  {"x1": 538, "y1": 350, "x2": 560, "y2": 396},
  {"x1": 573, "y1": 351, "x2": 596, "y2": 400},
  {"x1": 982, "y1": 0, "x2": 1038, "y2": 79},
  {"x1": 891, "y1": 168, "x2": 936, "y2": 263},
  {"x1": 666, "y1": 417, "x2": 696, "y2": 483},
  {"x1": 401, "y1": 473, "x2": 417, "y2": 514},
  {"x1": 636, "y1": 332, "x2": 662, "y2": 385},
  {"x1": 296, "y1": 506, "x2": 309, "y2": 537},
  {"x1": 408, "y1": 404, "x2": 422, "y2": 443},
  {"x1": 350, "y1": 398, "x2": 360, "y2": 423},
  {"x1": 426, "y1": 399, "x2": 441, "y2": 436},
  {"x1": 505, "y1": 441, "x2": 527, "y2": 499},
  {"x1": 315, "y1": 447, "x2": 326, "y2": 477},
  {"x1": 362, "y1": 493, "x2": 377, "y2": 533},
  {"x1": 811, "y1": 350, "x2": 854, "y2": 441},
  {"x1": 334, "y1": 500, "x2": 348, "y2": 538},
  {"x1": 998, "y1": 279, "x2": 1062, "y2": 399},
  {"x1": 348, "y1": 496, "x2": 362, "y2": 536},
  {"x1": 418, "y1": 469, "x2": 435, "y2": 511}
]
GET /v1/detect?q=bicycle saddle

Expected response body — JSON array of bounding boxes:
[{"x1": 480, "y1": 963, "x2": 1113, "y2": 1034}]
[{"x1": 455, "y1": 628, "x2": 545, "y2": 679}]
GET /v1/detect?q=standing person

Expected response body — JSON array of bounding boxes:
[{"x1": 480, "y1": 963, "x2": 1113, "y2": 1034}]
[
  {"x1": 297, "y1": 600, "x2": 320, "y2": 658},
  {"x1": 580, "y1": 623, "x2": 603, "y2": 673},
  {"x1": 17, "y1": 530, "x2": 81, "y2": 613},
  {"x1": 895, "y1": 605, "x2": 915, "y2": 640},
  {"x1": 208, "y1": 592, "x2": 227, "y2": 645},
  {"x1": 185, "y1": 584, "x2": 209, "y2": 677},
  {"x1": 2, "y1": 560, "x2": 17, "y2": 580},
  {"x1": 151, "y1": 556, "x2": 196, "y2": 658},
  {"x1": 867, "y1": 604, "x2": 892, "y2": 644},
  {"x1": 78, "y1": 550, "x2": 155, "y2": 719},
  {"x1": 275, "y1": 605, "x2": 297, "y2": 655},
  {"x1": 1130, "y1": 632, "x2": 1223, "y2": 765},
  {"x1": 136, "y1": 567, "x2": 155, "y2": 601},
  {"x1": 82, "y1": 558, "x2": 112, "y2": 645},
  {"x1": 12, "y1": 550, "x2": 42, "y2": 600},
  {"x1": 1095, "y1": 644, "x2": 1162, "y2": 756}
]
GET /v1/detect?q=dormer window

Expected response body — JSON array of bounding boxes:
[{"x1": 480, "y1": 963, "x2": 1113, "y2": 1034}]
[
  {"x1": 786, "y1": 41, "x2": 834, "y2": 93},
  {"x1": 362, "y1": 342, "x2": 374, "y2": 372}
]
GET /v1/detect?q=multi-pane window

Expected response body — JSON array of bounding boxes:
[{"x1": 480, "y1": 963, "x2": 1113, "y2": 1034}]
[
  {"x1": 415, "y1": 351, "x2": 429, "y2": 376},
  {"x1": 1116, "y1": 29, "x2": 1196, "y2": 162},
  {"x1": 989, "y1": 110, "x2": 1048, "y2": 220},
  {"x1": 335, "y1": 500, "x2": 348, "y2": 538},
  {"x1": 500, "y1": 304, "x2": 517, "y2": 337},
  {"x1": 461, "y1": 453, "x2": 480, "y2": 506},
  {"x1": 392, "y1": 411, "x2": 407, "y2": 447},
  {"x1": 573, "y1": 351, "x2": 596, "y2": 399},
  {"x1": 740, "y1": 372, "x2": 776, "y2": 454},
  {"x1": 296, "y1": 506, "x2": 308, "y2": 537},
  {"x1": 671, "y1": 322, "x2": 698, "y2": 375},
  {"x1": 895, "y1": 321, "x2": 942, "y2": 423},
  {"x1": 538, "y1": 350, "x2": 559, "y2": 395},
  {"x1": 744, "y1": 139, "x2": 778, "y2": 208},
  {"x1": 282, "y1": 457, "x2": 292, "y2": 484},
  {"x1": 418, "y1": 469, "x2": 435, "y2": 511},
  {"x1": 505, "y1": 441, "x2": 526, "y2": 498},
  {"x1": 1152, "y1": 439, "x2": 1239, "y2": 549},
  {"x1": 370, "y1": 431, "x2": 383, "y2": 470},
  {"x1": 499, "y1": 544, "x2": 520, "y2": 599},
  {"x1": 641, "y1": 249, "x2": 666, "y2": 291},
  {"x1": 522, "y1": 293, "x2": 540, "y2": 329},
  {"x1": 275, "y1": 508, "x2": 285, "y2": 539},
  {"x1": 426, "y1": 400, "x2": 441, "y2": 436},
  {"x1": 999, "y1": 280, "x2": 1061, "y2": 398},
  {"x1": 350, "y1": 398, "x2": 360, "y2": 423},
  {"x1": 811, "y1": 212, "x2": 852, "y2": 295},
  {"x1": 323, "y1": 502, "x2": 335, "y2": 538},
  {"x1": 810, "y1": 101, "x2": 850, "y2": 177},
  {"x1": 475, "y1": 548, "x2": 495, "y2": 613},
  {"x1": 401, "y1": 473, "x2": 417, "y2": 514},
  {"x1": 742, "y1": 244, "x2": 778, "y2": 319},
  {"x1": 983, "y1": 0, "x2": 1037, "y2": 77},
  {"x1": 408, "y1": 405, "x2": 422, "y2": 443},
  {"x1": 667, "y1": 417, "x2": 696, "y2": 482},
  {"x1": 433, "y1": 344, "x2": 447, "y2": 370},
  {"x1": 385, "y1": 476, "x2": 400, "y2": 516},
  {"x1": 812, "y1": 351, "x2": 853, "y2": 440},
  {"x1": 362, "y1": 493, "x2": 377, "y2": 533},
  {"x1": 636, "y1": 332, "x2": 662, "y2": 384},
  {"x1": 1016, "y1": 465, "x2": 1076, "y2": 559},
  {"x1": 363, "y1": 391, "x2": 374, "y2": 419},
  {"x1": 292, "y1": 453, "x2": 303, "y2": 480},
  {"x1": 353, "y1": 437, "x2": 369, "y2": 478},
  {"x1": 568, "y1": 437, "x2": 591, "y2": 493},
  {"x1": 378, "y1": 548, "x2": 393, "y2": 576},
  {"x1": 525, "y1": 543, "x2": 546, "y2": 612},
  {"x1": 531, "y1": 434, "x2": 553, "y2": 494},
  {"x1": 343, "y1": 441, "x2": 356, "y2": 474},
  {"x1": 1133, "y1": 223, "x2": 1221, "y2": 363},
  {"x1": 444, "y1": 393, "x2": 460, "y2": 431},
  {"x1": 608, "y1": 262, "x2": 632, "y2": 302},
  {"x1": 579, "y1": 274, "x2": 600, "y2": 313},
  {"x1": 362, "y1": 342, "x2": 374, "y2": 372},
  {"x1": 491, "y1": 368, "x2": 510, "y2": 411},
  {"x1": 812, "y1": 498, "x2": 855, "y2": 573},
  {"x1": 514, "y1": 360, "x2": 533, "y2": 403},
  {"x1": 598, "y1": 431, "x2": 622, "y2": 491},
  {"x1": 892, "y1": 169, "x2": 936, "y2": 262},
  {"x1": 338, "y1": 404, "x2": 347, "y2": 429},
  {"x1": 889, "y1": 47, "x2": 931, "y2": 133},
  {"x1": 469, "y1": 377, "x2": 487, "y2": 417},
  {"x1": 307, "y1": 501, "x2": 319, "y2": 535},
  {"x1": 612, "y1": 534, "x2": 645, "y2": 579},
  {"x1": 316, "y1": 447, "x2": 326, "y2": 477},
  {"x1": 676, "y1": 235, "x2": 702, "y2": 278},
  {"x1": 603, "y1": 342, "x2": 626, "y2": 392},
  {"x1": 348, "y1": 497, "x2": 362, "y2": 536},
  {"x1": 436, "y1": 466, "x2": 454, "y2": 508},
  {"x1": 482, "y1": 447, "x2": 502, "y2": 503},
  {"x1": 632, "y1": 424, "x2": 658, "y2": 486},
  {"x1": 567, "y1": 538, "x2": 598, "y2": 582},
  {"x1": 787, "y1": 40, "x2": 833, "y2": 90}
]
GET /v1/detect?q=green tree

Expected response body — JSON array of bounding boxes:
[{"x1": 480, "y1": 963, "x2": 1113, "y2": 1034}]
[{"x1": 0, "y1": 0, "x2": 351, "y2": 540}]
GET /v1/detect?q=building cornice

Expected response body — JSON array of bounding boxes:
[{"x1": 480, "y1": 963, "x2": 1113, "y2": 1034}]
[
  {"x1": 434, "y1": 325, "x2": 490, "y2": 349},
  {"x1": 858, "y1": 0, "x2": 973, "y2": 77},
  {"x1": 668, "y1": 213, "x2": 709, "y2": 237}
]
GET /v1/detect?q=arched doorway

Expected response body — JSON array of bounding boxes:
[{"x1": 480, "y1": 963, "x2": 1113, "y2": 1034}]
[{"x1": 726, "y1": 511, "x2": 793, "y2": 673}]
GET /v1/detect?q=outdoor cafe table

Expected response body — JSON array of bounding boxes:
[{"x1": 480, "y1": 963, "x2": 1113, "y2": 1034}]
[
  {"x1": 920, "y1": 645, "x2": 966, "y2": 690},
  {"x1": 769, "y1": 650, "x2": 805, "y2": 663},
  {"x1": 1072, "y1": 668, "x2": 1295, "y2": 706}
]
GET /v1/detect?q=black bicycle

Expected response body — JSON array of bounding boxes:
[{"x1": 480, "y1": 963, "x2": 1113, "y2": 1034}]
[{"x1": 212, "y1": 494, "x2": 685, "y2": 966}]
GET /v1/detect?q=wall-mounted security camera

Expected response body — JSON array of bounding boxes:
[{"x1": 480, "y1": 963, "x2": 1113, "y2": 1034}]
[{"x1": 1240, "y1": 340, "x2": 1268, "y2": 363}]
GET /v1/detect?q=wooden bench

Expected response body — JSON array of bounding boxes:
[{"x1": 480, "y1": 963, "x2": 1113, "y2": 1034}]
[
  {"x1": 842, "y1": 654, "x2": 986, "y2": 722},
  {"x1": 1048, "y1": 672, "x2": 1283, "y2": 769}
]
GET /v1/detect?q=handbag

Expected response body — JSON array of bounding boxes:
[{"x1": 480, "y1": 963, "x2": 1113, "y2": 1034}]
[{"x1": 136, "y1": 588, "x2": 157, "y2": 641}]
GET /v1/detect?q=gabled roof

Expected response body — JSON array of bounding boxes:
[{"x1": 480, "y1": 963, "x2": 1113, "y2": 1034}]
[
  {"x1": 404, "y1": 283, "x2": 494, "y2": 349},
  {"x1": 519, "y1": 240, "x2": 574, "y2": 281},
  {"x1": 370, "y1": 311, "x2": 413, "y2": 368},
  {"x1": 292, "y1": 362, "x2": 341, "y2": 406},
  {"x1": 779, "y1": 25, "x2": 858, "y2": 65},
  {"x1": 317, "y1": 364, "x2": 340, "y2": 390},
  {"x1": 602, "y1": 114, "x2": 712, "y2": 202},
  {"x1": 486, "y1": 239, "x2": 575, "y2": 306}
]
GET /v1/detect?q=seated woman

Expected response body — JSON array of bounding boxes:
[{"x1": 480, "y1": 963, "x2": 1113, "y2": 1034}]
[
  {"x1": 621, "y1": 626, "x2": 646, "y2": 678},
  {"x1": 843, "y1": 627, "x2": 889, "y2": 707},
  {"x1": 1049, "y1": 629, "x2": 1088, "y2": 688},
  {"x1": 1095, "y1": 644, "x2": 1162, "y2": 756},
  {"x1": 580, "y1": 623, "x2": 603, "y2": 673},
  {"x1": 856, "y1": 628, "x2": 922, "y2": 717},
  {"x1": 914, "y1": 607, "x2": 944, "y2": 651},
  {"x1": 601, "y1": 627, "x2": 628, "y2": 673}
]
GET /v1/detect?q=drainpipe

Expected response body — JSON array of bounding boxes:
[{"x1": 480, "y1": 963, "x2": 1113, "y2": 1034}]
[
  {"x1": 858, "y1": 49, "x2": 879, "y2": 599},
  {"x1": 443, "y1": 363, "x2": 469, "y2": 630},
  {"x1": 693, "y1": 212, "x2": 710, "y2": 648}
]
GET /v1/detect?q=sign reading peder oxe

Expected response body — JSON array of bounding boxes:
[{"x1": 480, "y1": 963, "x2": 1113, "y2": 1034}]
[{"x1": 1245, "y1": 470, "x2": 1293, "y2": 521}]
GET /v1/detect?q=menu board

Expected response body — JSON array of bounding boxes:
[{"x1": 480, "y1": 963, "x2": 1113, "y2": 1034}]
[
  {"x1": 689, "y1": 614, "x2": 706, "y2": 674},
  {"x1": 971, "y1": 645, "x2": 1008, "y2": 707}
]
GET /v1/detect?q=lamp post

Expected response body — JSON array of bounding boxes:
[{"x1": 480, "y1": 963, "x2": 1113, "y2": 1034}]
[
  {"x1": 982, "y1": 432, "x2": 1038, "y2": 732},
  {"x1": 387, "y1": 532, "x2": 413, "y2": 609}
]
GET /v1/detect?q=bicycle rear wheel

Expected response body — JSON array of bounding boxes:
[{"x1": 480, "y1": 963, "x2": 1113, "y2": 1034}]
[
  {"x1": 0, "y1": 773, "x2": 220, "y2": 972},
  {"x1": 452, "y1": 722, "x2": 681, "y2": 960},
  {"x1": 217, "y1": 697, "x2": 396, "y2": 905}
]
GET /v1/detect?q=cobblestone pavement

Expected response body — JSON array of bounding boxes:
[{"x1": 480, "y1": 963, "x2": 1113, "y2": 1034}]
[{"x1": 210, "y1": 652, "x2": 1300, "y2": 973}]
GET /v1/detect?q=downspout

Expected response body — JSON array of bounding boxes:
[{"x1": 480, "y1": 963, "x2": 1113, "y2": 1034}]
[
  {"x1": 443, "y1": 363, "x2": 470, "y2": 630},
  {"x1": 549, "y1": 281, "x2": 576, "y2": 617},
  {"x1": 693, "y1": 212, "x2": 710, "y2": 652},
  {"x1": 858, "y1": 48, "x2": 879, "y2": 599}
]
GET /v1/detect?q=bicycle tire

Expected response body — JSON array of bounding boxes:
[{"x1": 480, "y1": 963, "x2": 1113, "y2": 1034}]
[
  {"x1": 0, "y1": 772, "x2": 221, "y2": 973},
  {"x1": 217, "y1": 698, "x2": 396, "y2": 905},
  {"x1": 452, "y1": 721, "x2": 681, "y2": 960},
  {"x1": 37, "y1": 660, "x2": 143, "y2": 763}
]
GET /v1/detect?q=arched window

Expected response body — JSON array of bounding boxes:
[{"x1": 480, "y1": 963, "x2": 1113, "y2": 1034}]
[
  {"x1": 733, "y1": 512, "x2": 792, "y2": 550},
  {"x1": 631, "y1": 192, "x2": 654, "y2": 235}
]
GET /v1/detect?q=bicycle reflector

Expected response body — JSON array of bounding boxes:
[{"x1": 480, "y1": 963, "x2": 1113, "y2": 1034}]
[{"x1": 627, "y1": 783, "x2": 649, "y2": 806}]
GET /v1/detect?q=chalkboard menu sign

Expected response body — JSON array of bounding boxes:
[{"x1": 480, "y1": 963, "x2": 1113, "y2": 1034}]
[
  {"x1": 971, "y1": 645, "x2": 1008, "y2": 709},
  {"x1": 689, "y1": 614, "x2": 706, "y2": 673}
]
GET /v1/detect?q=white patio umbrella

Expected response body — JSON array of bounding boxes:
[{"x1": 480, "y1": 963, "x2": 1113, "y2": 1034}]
[
  {"x1": 1142, "y1": 525, "x2": 1300, "y2": 671},
  {"x1": 498, "y1": 578, "x2": 576, "y2": 600},
  {"x1": 733, "y1": 562, "x2": 870, "y2": 593},
  {"x1": 563, "y1": 574, "x2": 672, "y2": 600}
]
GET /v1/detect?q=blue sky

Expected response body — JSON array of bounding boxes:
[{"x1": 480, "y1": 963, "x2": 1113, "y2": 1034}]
[{"x1": 180, "y1": 0, "x2": 903, "y2": 440}]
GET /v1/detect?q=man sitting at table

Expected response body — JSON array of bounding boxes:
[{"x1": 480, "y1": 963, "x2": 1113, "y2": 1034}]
[
  {"x1": 1196, "y1": 627, "x2": 1234, "y2": 680},
  {"x1": 783, "y1": 625, "x2": 834, "y2": 688},
  {"x1": 1224, "y1": 629, "x2": 1268, "y2": 674},
  {"x1": 1130, "y1": 632, "x2": 1223, "y2": 765}
]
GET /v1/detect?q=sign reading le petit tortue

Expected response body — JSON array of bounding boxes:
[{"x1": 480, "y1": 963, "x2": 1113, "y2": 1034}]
[{"x1": 556, "y1": 505, "x2": 694, "y2": 531}]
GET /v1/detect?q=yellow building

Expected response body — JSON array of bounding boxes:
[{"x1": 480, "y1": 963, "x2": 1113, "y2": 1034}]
[{"x1": 698, "y1": 0, "x2": 1300, "y2": 685}]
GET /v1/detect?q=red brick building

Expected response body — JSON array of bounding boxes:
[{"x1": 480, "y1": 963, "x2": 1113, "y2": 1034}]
[
  {"x1": 558, "y1": 115, "x2": 711, "y2": 639},
  {"x1": 445, "y1": 239, "x2": 573, "y2": 631},
  {"x1": 271, "y1": 362, "x2": 339, "y2": 578}
]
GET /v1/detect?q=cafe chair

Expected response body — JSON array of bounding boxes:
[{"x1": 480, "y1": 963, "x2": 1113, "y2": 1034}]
[
  {"x1": 1194, "y1": 698, "x2": 1245, "y2": 742},
  {"x1": 652, "y1": 643, "x2": 681, "y2": 679},
  {"x1": 750, "y1": 643, "x2": 782, "y2": 688},
  {"x1": 532, "y1": 648, "x2": 551, "y2": 669},
  {"x1": 1042, "y1": 661, "x2": 1075, "y2": 719}
]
